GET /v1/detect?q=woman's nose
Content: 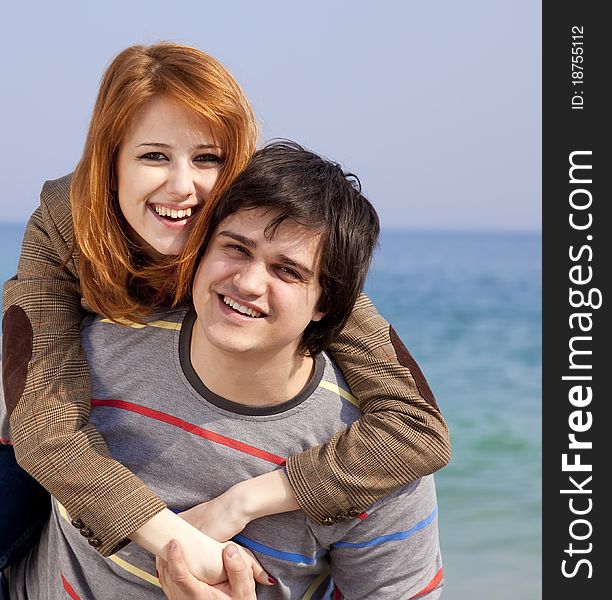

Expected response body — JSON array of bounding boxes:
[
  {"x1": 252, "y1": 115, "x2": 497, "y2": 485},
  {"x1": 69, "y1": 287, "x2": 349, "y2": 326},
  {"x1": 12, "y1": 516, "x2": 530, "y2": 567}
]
[{"x1": 166, "y1": 162, "x2": 195, "y2": 199}]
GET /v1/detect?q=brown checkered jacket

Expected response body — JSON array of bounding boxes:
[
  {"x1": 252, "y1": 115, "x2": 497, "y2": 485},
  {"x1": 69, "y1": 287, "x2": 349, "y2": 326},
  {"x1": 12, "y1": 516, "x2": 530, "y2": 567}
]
[{"x1": 2, "y1": 174, "x2": 450, "y2": 556}]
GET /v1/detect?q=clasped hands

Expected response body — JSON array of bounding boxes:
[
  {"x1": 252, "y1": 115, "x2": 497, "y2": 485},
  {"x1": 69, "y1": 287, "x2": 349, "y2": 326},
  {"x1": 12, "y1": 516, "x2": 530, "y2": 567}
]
[{"x1": 157, "y1": 474, "x2": 295, "y2": 599}]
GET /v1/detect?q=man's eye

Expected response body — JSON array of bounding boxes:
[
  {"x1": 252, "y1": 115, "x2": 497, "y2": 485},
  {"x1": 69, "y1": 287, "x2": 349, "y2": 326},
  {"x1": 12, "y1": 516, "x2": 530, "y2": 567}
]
[
  {"x1": 139, "y1": 152, "x2": 168, "y2": 161},
  {"x1": 278, "y1": 267, "x2": 302, "y2": 281},
  {"x1": 227, "y1": 244, "x2": 249, "y2": 255}
]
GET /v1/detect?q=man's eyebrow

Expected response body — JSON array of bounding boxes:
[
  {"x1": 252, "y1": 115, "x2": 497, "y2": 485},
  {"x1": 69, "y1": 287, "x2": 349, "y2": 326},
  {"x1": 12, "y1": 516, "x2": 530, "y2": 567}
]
[
  {"x1": 277, "y1": 254, "x2": 315, "y2": 278},
  {"x1": 217, "y1": 231, "x2": 315, "y2": 277},
  {"x1": 217, "y1": 231, "x2": 257, "y2": 249}
]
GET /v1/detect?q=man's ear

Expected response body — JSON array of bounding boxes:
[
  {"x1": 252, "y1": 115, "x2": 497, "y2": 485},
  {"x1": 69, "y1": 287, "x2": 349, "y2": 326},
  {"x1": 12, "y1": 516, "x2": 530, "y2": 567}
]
[
  {"x1": 311, "y1": 309, "x2": 326, "y2": 323},
  {"x1": 311, "y1": 289, "x2": 328, "y2": 322}
]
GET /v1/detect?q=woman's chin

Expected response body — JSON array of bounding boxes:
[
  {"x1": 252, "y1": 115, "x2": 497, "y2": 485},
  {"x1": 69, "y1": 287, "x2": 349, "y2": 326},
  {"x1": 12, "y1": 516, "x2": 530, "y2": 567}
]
[
  {"x1": 146, "y1": 237, "x2": 186, "y2": 258},
  {"x1": 128, "y1": 225, "x2": 187, "y2": 258}
]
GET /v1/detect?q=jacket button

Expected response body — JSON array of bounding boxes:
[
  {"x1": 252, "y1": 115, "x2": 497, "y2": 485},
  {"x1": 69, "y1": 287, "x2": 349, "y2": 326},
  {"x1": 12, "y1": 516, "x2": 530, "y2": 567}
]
[
  {"x1": 335, "y1": 513, "x2": 348, "y2": 522},
  {"x1": 88, "y1": 538, "x2": 102, "y2": 548},
  {"x1": 71, "y1": 518, "x2": 84, "y2": 529},
  {"x1": 80, "y1": 527, "x2": 93, "y2": 538},
  {"x1": 322, "y1": 516, "x2": 335, "y2": 526},
  {"x1": 348, "y1": 508, "x2": 360, "y2": 518}
]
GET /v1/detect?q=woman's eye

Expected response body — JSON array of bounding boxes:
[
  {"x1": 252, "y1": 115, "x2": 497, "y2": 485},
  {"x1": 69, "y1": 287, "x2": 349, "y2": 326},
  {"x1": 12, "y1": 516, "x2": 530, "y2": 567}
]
[
  {"x1": 139, "y1": 152, "x2": 168, "y2": 161},
  {"x1": 195, "y1": 153, "x2": 224, "y2": 164}
]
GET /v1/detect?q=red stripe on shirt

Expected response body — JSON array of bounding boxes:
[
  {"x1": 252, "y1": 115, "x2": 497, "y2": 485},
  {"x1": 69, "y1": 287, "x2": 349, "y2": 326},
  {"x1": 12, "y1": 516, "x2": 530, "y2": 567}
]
[
  {"x1": 0, "y1": 438, "x2": 11, "y2": 445},
  {"x1": 91, "y1": 399, "x2": 286, "y2": 466},
  {"x1": 409, "y1": 567, "x2": 444, "y2": 599},
  {"x1": 61, "y1": 574, "x2": 81, "y2": 600}
]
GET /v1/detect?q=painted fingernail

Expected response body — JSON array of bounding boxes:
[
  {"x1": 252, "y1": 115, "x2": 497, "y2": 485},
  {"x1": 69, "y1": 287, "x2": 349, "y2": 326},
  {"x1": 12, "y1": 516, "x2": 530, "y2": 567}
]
[{"x1": 268, "y1": 576, "x2": 277, "y2": 584}]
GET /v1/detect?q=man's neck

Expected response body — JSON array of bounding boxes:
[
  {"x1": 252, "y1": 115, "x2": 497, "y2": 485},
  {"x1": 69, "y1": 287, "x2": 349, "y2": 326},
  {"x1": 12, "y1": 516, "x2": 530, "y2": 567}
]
[{"x1": 189, "y1": 318, "x2": 315, "y2": 407}]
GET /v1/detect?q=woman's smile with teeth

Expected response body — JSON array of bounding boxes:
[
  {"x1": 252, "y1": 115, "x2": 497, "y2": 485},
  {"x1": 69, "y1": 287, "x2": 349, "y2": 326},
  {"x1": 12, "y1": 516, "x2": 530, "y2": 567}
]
[
  {"x1": 223, "y1": 295, "x2": 263, "y2": 318},
  {"x1": 153, "y1": 205, "x2": 193, "y2": 219}
]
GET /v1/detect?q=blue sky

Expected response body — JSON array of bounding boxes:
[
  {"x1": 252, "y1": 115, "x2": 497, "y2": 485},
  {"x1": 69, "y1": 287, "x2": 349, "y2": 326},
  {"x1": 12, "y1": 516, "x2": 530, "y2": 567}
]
[{"x1": 1, "y1": 1, "x2": 540, "y2": 231}]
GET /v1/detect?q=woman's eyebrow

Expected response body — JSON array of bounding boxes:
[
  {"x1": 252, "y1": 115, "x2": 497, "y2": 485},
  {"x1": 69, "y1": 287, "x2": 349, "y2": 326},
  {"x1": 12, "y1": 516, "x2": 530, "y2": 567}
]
[{"x1": 136, "y1": 142, "x2": 222, "y2": 150}]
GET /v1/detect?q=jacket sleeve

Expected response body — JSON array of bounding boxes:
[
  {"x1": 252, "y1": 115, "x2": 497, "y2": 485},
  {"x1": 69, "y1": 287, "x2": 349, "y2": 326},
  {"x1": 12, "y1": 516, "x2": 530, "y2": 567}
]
[
  {"x1": 285, "y1": 293, "x2": 451, "y2": 525},
  {"x1": 1, "y1": 176, "x2": 166, "y2": 556}
]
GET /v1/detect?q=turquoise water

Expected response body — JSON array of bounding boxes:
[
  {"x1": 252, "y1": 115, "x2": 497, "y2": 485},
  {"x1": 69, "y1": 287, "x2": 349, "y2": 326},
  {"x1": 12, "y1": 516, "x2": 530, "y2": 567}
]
[
  {"x1": 0, "y1": 224, "x2": 542, "y2": 599},
  {"x1": 366, "y1": 230, "x2": 542, "y2": 599}
]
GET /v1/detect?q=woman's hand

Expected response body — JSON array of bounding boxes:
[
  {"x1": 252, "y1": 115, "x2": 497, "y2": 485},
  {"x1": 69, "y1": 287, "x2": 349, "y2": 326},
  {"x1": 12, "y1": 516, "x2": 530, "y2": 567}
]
[
  {"x1": 179, "y1": 487, "x2": 250, "y2": 543},
  {"x1": 158, "y1": 540, "x2": 272, "y2": 599},
  {"x1": 179, "y1": 469, "x2": 300, "y2": 542}
]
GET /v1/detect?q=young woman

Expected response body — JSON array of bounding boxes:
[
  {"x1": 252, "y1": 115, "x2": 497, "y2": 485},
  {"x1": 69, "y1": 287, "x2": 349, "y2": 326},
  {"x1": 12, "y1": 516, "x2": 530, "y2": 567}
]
[{"x1": 1, "y1": 42, "x2": 450, "y2": 584}]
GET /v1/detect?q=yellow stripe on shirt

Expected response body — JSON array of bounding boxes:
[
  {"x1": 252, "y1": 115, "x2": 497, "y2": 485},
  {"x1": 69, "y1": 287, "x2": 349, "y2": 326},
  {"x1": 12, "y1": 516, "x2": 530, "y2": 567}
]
[
  {"x1": 107, "y1": 554, "x2": 161, "y2": 588},
  {"x1": 100, "y1": 317, "x2": 182, "y2": 331},
  {"x1": 56, "y1": 501, "x2": 161, "y2": 588},
  {"x1": 318, "y1": 380, "x2": 358, "y2": 407},
  {"x1": 299, "y1": 565, "x2": 331, "y2": 600}
]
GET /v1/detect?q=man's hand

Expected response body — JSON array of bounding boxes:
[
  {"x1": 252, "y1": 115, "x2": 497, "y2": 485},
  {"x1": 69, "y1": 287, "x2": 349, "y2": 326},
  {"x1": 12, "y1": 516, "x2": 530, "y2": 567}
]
[{"x1": 158, "y1": 540, "x2": 274, "y2": 599}]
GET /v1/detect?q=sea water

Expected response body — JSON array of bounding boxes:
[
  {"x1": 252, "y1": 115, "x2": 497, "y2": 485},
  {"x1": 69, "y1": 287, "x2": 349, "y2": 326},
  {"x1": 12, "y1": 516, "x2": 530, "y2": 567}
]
[
  {"x1": 0, "y1": 224, "x2": 542, "y2": 599},
  {"x1": 366, "y1": 230, "x2": 541, "y2": 599}
]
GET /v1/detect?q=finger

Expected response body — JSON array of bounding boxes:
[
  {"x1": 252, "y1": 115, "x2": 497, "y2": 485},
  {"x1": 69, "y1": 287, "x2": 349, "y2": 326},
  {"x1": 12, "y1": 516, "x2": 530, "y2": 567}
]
[
  {"x1": 156, "y1": 557, "x2": 169, "y2": 588},
  {"x1": 155, "y1": 554, "x2": 166, "y2": 576},
  {"x1": 166, "y1": 539, "x2": 195, "y2": 584},
  {"x1": 238, "y1": 546, "x2": 276, "y2": 586},
  {"x1": 223, "y1": 544, "x2": 258, "y2": 596}
]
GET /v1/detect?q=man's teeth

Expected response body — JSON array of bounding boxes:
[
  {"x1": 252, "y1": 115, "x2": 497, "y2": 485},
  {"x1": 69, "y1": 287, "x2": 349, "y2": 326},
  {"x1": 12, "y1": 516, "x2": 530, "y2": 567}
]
[
  {"x1": 223, "y1": 296, "x2": 263, "y2": 318},
  {"x1": 153, "y1": 206, "x2": 193, "y2": 219}
]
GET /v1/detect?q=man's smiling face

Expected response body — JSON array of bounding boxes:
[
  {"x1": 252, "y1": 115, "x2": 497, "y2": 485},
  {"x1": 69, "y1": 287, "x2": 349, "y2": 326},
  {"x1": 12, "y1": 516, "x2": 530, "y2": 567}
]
[{"x1": 192, "y1": 208, "x2": 326, "y2": 359}]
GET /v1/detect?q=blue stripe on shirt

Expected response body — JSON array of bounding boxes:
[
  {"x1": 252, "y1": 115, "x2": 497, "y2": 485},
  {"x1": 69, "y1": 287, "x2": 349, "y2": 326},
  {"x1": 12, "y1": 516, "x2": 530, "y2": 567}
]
[
  {"x1": 332, "y1": 506, "x2": 438, "y2": 549},
  {"x1": 168, "y1": 507, "x2": 323, "y2": 565},
  {"x1": 169, "y1": 506, "x2": 437, "y2": 561},
  {"x1": 233, "y1": 534, "x2": 326, "y2": 565}
]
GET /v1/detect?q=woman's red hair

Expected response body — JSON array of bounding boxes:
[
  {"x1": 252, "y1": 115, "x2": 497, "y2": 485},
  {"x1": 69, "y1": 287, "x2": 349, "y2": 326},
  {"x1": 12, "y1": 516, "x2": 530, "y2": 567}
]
[{"x1": 71, "y1": 42, "x2": 258, "y2": 319}]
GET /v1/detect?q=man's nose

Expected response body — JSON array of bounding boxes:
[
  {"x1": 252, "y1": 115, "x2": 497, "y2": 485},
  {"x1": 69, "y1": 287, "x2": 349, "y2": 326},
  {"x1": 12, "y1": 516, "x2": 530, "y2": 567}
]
[{"x1": 233, "y1": 261, "x2": 267, "y2": 297}]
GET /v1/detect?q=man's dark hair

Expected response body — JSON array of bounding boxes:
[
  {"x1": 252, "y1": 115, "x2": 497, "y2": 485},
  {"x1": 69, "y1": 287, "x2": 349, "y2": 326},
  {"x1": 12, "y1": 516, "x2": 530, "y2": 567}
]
[{"x1": 204, "y1": 140, "x2": 380, "y2": 355}]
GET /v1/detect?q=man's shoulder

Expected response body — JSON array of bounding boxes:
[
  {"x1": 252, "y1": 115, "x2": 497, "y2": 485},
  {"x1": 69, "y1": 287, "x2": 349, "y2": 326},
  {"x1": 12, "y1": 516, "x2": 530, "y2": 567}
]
[
  {"x1": 317, "y1": 352, "x2": 361, "y2": 414},
  {"x1": 81, "y1": 309, "x2": 187, "y2": 380},
  {"x1": 83, "y1": 307, "x2": 188, "y2": 332},
  {"x1": 319, "y1": 352, "x2": 347, "y2": 385}
]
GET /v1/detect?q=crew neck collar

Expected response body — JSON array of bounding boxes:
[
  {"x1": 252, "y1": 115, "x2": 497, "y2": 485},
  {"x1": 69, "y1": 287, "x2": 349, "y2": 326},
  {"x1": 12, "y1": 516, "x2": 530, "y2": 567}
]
[{"x1": 179, "y1": 308, "x2": 324, "y2": 416}]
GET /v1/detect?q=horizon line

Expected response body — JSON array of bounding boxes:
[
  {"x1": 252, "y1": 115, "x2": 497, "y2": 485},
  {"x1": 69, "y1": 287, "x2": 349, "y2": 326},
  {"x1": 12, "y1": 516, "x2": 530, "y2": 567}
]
[{"x1": 0, "y1": 220, "x2": 542, "y2": 236}]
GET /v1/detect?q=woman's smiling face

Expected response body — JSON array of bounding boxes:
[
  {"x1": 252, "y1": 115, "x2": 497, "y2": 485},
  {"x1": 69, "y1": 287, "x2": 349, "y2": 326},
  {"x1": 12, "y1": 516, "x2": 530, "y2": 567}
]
[{"x1": 115, "y1": 95, "x2": 224, "y2": 256}]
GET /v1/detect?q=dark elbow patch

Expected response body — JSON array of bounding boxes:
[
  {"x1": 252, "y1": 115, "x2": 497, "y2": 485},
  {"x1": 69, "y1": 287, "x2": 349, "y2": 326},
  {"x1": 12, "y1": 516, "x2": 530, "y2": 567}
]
[
  {"x1": 2, "y1": 306, "x2": 33, "y2": 417},
  {"x1": 389, "y1": 325, "x2": 439, "y2": 411}
]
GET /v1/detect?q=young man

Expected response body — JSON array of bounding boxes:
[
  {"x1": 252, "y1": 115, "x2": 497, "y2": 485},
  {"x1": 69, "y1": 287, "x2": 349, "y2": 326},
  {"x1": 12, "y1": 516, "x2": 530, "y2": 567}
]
[{"x1": 5, "y1": 142, "x2": 443, "y2": 599}]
